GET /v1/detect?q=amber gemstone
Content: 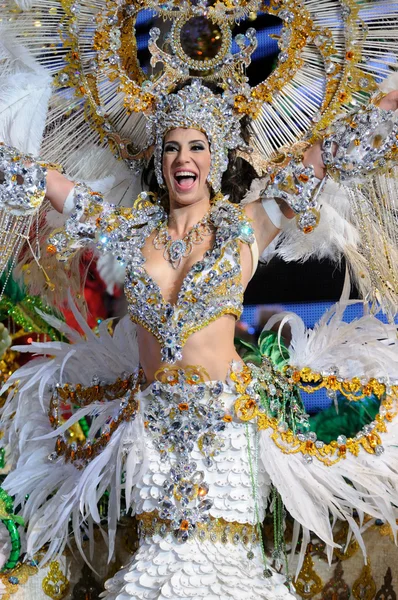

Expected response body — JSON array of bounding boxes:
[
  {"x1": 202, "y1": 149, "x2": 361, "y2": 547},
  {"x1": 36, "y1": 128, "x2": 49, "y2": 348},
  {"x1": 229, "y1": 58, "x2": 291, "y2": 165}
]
[
  {"x1": 298, "y1": 174, "x2": 309, "y2": 183},
  {"x1": 245, "y1": 399, "x2": 256, "y2": 409},
  {"x1": 180, "y1": 520, "x2": 189, "y2": 531}
]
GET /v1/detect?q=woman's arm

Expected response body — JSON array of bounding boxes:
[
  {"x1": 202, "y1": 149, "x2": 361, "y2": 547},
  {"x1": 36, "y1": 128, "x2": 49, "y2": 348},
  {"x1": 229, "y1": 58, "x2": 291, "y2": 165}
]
[{"x1": 45, "y1": 169, "x2": 74, "y2": 213}]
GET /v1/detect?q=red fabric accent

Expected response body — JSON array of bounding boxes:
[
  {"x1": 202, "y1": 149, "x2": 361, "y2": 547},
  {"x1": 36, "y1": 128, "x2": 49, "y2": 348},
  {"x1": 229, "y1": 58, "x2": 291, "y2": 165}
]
[{"x1": 62, "y1": 254, "x2": 109, "y2": 333}]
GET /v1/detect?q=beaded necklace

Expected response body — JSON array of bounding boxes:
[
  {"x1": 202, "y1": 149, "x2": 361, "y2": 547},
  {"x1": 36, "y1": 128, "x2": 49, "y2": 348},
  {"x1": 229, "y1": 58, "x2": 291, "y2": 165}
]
[
  {"x1": 152, "y1": 193, "x2": 224, "y2": 269},
  {"x1": 153, "y1": 210, "x2": 214, "y2": 269}
]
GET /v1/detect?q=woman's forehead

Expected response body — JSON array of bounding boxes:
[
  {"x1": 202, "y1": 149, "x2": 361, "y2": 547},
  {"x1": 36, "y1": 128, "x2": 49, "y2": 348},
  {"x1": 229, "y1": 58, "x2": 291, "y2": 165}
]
[{"x1": 164, "y1": 128, "x2": 208, "y2": 143}]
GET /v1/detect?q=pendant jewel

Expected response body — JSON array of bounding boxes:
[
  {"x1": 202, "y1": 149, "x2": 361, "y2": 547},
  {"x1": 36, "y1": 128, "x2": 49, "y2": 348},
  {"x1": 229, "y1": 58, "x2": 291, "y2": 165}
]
[
  {"x1": 168, "y1": 239, "x2": 188, "y2": 266},
  {"x1": 153, "y1": 210, "x2": 213, "y2": 269}
]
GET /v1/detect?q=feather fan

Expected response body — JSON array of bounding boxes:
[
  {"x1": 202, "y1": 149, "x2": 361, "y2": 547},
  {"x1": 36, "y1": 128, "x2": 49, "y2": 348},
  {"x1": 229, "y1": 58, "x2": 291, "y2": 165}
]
[
  {"x1": 259, "y1": 290, "x2": 398, "y2": 575},
  {"x1": 0, "y1": 299, "x2": 144, "y2": 564}
]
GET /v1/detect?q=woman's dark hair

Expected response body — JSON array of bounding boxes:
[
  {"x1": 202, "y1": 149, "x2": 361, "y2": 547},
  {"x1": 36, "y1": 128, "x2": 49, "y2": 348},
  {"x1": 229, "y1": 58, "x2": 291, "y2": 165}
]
[{"x1": 141, "y1": 80, "x2": 257, "y2": 205}]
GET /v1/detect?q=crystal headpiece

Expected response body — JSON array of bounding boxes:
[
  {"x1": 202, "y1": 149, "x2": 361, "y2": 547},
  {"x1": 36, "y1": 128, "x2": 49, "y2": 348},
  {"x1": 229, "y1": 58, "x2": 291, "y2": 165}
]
[
  {"x1": 28, "y1": 0, "x2": 389, "y2": 182},
  {"x1": 147, "y1": 80, "x2": 247, "y2": 192}
]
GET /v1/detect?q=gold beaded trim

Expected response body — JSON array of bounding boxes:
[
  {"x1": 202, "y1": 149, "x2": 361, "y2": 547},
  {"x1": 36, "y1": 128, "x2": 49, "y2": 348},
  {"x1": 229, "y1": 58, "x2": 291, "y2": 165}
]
[
  {"x1": 256, "y1": 370, "x2": 398, "y2": 466},
  {"x1": 137, "y1": 511, "x2": 259, "y2": 546},
  {"x1": 48, "y1": 372, "x2": 142, "y2": 469},
  {"x1": 0, "y1": 557, "x2": 70, "y2": 600},
  {"x1": 290, "y1": 367, "x2": 389, "y2": 402},
  {"x1": 49, "y1": 373, "x2": 138, "y2": 419},
  {"x1": 231, "y1": 364, "x2": 398, "y2": 465},
  {"x1": 257, "y1": 404, "x2": 397, "y2": 466}
]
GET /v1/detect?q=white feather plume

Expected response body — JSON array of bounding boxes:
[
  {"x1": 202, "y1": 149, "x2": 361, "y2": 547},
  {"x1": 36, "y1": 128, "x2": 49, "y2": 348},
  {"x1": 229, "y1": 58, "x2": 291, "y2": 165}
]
[
  {"x1": 0, "y1": 301, "x2": 144, "y2": 564},
  {"x1": 0, "y1": 28, "x2": 52, "y2": 154},
  {"x1": 264, "y1": 284, "x2": 398, "y2": 381},
  {"x1": 59, "y1": 145, "x2": 141, "y2": 206},
  {"x1": 260, "y1": 425, "x2": 398, "y2": 574},
  {"x1": 243, "y1": 177, "x2": 359, "y2": 263},
  {"x1": 260, "y1": 289, "x2": 398, "y2": 574}
]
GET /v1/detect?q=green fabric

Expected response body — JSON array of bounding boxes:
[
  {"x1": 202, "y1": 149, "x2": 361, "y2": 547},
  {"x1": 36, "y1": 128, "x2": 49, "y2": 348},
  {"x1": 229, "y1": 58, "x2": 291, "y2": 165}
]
[
  {"x1": 309, "y1": 394, "x2": 380, "y2": 443},
  {"x1": 0, "y1": 270, "x2": 25, "y2": 304},
  {"x1": 235, "y1": 330, "x2": 289, "y2": 370},
  {"x1": 0, "y1": 269, "x2": 65, "y2": 341},
  {"x1": 237, "y1": 331, "x2": 381, "y2": 444}
]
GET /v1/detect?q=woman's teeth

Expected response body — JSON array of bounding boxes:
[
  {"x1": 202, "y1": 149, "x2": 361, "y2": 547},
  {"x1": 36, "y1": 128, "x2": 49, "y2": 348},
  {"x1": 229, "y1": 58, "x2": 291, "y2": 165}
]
[
  {"x1": 175, "y1": 171, "x2": 197, "y2": 188},
  {"x1": 175, "y1": 171, "x2": 196, "y2": 181}
]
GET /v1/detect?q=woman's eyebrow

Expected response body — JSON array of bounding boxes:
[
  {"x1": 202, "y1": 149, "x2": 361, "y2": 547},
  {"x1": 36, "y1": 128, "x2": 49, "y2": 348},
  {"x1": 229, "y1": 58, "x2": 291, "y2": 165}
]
[{"x1": 164, "y1": 139, "x2": 207, "y2": 146}]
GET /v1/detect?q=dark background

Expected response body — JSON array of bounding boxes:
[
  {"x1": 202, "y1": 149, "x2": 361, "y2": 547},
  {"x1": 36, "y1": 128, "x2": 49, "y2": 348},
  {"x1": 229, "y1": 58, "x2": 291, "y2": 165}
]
[{"x1": 244, "y1": 258, "x2": 350, "y2": 304}]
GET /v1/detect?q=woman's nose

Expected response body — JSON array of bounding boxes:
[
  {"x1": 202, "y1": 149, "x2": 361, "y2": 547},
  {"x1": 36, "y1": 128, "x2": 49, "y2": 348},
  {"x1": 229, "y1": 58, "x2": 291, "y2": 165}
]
[{"x1": 176, "y1": 147, "x2": 190, "y2": 164}]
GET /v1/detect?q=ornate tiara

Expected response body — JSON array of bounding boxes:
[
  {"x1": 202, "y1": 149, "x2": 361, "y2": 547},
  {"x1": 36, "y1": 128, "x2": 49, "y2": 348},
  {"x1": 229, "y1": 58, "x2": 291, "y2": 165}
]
[
  {"x1": 147, "y1": 80, "x2": 249, "y2": 192},
  {"x1": 6, "y1": 0, "x2": 397, "y2": 175}
]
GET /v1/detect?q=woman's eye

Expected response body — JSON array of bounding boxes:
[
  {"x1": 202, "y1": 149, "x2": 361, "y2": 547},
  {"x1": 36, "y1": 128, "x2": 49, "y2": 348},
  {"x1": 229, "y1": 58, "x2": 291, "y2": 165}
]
[
  {"x1": 164, "y1": 145, "x2": 177, "y2": 152},
  {"x1": 191, "y1": 144, "x2": 205, "y2": 151}
]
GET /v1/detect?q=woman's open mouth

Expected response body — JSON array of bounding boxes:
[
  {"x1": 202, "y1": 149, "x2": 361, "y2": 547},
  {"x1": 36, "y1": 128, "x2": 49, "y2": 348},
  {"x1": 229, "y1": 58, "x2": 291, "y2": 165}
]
[{"x1": 174, "y1": 170, "x2": 198, "y2": 191}]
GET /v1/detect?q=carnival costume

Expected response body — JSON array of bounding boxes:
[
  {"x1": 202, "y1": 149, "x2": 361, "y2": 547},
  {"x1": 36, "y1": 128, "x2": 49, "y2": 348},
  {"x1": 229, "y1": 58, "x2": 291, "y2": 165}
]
[{"x1": 0, "y1": 0, "x2": 398, "y2": 599}]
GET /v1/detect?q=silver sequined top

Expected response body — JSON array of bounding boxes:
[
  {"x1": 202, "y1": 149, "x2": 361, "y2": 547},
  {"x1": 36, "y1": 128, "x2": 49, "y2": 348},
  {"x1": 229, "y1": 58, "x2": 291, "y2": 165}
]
[{"x1": 49, "y1": 189, "x2": 255, "y2": 362}]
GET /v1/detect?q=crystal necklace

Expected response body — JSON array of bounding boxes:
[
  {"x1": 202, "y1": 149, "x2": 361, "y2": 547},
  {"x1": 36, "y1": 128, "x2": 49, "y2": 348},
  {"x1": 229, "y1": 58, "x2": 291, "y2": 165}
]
[{"x1": 153, "y1": 207, "x2": 214, "y2": 270}]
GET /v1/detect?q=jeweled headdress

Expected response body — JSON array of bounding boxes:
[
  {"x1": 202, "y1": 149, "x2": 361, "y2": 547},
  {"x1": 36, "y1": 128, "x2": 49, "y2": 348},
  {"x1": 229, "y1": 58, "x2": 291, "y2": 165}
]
[
  {"x1": 6, "y1": 0, "x2": 396, "y2": 172},
  {"x1": 147, "y1": 80, "x2": 248, "y2": 192}
]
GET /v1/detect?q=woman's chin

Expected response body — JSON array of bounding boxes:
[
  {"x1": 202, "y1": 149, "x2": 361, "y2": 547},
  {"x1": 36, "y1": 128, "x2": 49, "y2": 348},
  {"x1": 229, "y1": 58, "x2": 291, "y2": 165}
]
[{"x1": 168, "y1": 184, "x2": 210, "y2": 206}]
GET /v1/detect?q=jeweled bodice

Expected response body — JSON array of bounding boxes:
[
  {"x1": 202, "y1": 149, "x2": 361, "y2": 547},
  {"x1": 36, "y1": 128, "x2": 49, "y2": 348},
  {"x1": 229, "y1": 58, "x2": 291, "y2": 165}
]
[
  {"x1": 123, "y1": 197, "x2": 255, "y2": 362},
  {"x1": 50, "y1": 191, "x2": 255, "y2": 363}
]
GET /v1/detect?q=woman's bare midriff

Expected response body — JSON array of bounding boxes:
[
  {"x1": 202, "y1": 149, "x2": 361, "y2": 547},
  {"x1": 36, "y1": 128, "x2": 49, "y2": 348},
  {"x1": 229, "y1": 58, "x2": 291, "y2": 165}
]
[{"x1": 137, "y1": 313, "x2": 243, "y2": 383}]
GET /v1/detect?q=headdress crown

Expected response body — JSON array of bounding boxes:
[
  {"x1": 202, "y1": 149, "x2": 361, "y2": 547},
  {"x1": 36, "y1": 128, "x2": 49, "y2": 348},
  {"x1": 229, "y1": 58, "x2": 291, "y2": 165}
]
[{"x1": 148, "y1": 80, "x2": 247, "y2": 191}]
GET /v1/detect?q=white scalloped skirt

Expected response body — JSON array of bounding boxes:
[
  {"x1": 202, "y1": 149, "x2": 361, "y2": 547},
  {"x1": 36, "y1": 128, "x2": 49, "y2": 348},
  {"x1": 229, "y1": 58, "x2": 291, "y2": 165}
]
[
  {"x1": 102, "y1": 533, "x2": 296, "y2": 600},
  {"x1": 101, "y1": 368, "x2": 297, "y2": 599}
]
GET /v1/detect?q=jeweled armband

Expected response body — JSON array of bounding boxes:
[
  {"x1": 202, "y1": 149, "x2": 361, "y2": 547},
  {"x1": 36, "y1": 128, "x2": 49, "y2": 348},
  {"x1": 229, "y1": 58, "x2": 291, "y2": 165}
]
[
  {"x1": 48, "y1": 183, "x2": 106, "y2": 261},
  {"x1": 261, "y1": 160, "x2": 325, "y2": 234},
  {"x1": 0, "y1": 144, "x2": 48, "y2": 216},
  {"x1": 322, "y1": 104, "x2": 398, "y2": 182}
]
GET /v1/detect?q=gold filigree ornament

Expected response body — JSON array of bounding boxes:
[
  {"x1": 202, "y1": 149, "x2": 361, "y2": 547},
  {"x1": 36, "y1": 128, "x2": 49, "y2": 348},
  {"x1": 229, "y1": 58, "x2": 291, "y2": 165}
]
[
  {"x1": 249, "y1": 366, "x2": 398, "y2": 466},
  {"x1": 137, "y1": 510, "x2": 260, "y2": 547},
  {"x1": 5, "y1": 0, "x2": 394, "y2": 174},
  {"x1": 295, "y1": 552, "x2": 323, "y2": 598},
  {"x1": 0, "y1": 561, "x2": 39, "y2": 600},
  {"x1": 42, "y1": 561, "x2": 69, "y2": 600},
  {"x1": 352, "y1": 561, "x2": 376, "y2": 600}
]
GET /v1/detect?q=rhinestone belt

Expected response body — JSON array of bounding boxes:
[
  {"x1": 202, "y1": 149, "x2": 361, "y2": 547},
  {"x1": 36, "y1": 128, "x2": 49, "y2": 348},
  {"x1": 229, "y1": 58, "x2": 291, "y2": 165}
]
[{"x1": 137, "y1": 511, "x2": 259, "y2": 547}]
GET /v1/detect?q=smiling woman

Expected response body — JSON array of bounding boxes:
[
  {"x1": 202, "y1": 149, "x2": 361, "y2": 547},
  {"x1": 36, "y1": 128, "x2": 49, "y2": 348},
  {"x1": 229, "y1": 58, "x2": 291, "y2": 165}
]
[
  {"x1": 162, "y1": 129, "x2": 211, "y2": 202},
  {"x1": 2, "y1": 81, "x2": 398, "y2": 599},
  {"x1": 1, "y1": 1, "x2": 398, "y2": 598},
  {"x1": 142, "y1": 80, "x2": 258, "y2": 207}
]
